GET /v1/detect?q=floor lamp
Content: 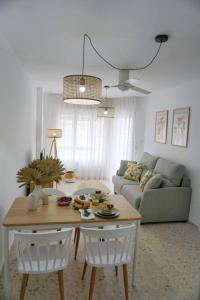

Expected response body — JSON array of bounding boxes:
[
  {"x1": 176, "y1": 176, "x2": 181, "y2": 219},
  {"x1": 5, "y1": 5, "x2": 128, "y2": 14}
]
[{"x1": 47, "y1": 129, "x2": 62, "y2": 158}]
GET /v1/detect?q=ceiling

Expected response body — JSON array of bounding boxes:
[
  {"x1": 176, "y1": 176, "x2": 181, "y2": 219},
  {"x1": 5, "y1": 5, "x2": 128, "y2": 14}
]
[{"x1": 0, "y1": 0, "x2": 200, "y2": 97}]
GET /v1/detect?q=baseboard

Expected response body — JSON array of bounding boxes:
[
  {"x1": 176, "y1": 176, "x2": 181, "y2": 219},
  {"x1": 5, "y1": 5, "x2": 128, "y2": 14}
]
[{"x1": 188, "y1": 220, "x2": 200, "y2": 231}]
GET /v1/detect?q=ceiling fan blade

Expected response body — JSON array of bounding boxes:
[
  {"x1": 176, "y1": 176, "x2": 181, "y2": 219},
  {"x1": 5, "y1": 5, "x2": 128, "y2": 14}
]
[
  {"x1": 110, "y1": 84, "x2": 128, "y2": 88},
  {"x1": 129, "y1": 85, "x2": 151, "y2": 95},
  {"x1": 109, "y1": 84, "x2": 120, "y2": 88},
  {"x1": 125, "y1": 78, "x2": 139, "y2": 84},
  {"x1": 107, "y1": 83, "x2": 150, "y2": 95}
]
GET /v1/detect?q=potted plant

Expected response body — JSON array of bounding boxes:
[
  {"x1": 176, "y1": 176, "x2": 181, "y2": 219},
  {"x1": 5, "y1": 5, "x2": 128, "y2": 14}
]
[{"x1": 17, "y1": 157, "x2": 65, "y2": 210}]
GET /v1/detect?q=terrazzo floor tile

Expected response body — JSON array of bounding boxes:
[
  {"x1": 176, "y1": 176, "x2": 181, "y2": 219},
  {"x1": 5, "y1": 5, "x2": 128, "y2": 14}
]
[{"x1": 1, "y1": 222, "x2": 200, "y2": 300}]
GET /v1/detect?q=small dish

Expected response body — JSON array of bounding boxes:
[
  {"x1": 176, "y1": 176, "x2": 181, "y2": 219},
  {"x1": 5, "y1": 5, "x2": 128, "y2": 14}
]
[
  {"x1": 57, "y1": 196, "x2": 72, "y2": 206},
  {"x1": 91, "y1": 192, "x2": 108, "y2": 202}
]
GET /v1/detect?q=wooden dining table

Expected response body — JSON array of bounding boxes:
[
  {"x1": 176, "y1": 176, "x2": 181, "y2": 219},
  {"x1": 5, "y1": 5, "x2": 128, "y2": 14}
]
[{"x1": 2, "y1": 194, "x2": 141, "y2": 299}]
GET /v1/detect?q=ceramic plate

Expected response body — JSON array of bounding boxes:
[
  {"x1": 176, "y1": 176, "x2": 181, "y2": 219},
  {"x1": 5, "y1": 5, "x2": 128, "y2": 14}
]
[
  {"x1": 94, "y1": 208, "x2": 120, "y2": 218},
  {"x1": 97, "y1": 208, "x2": 118, "y2": 215}
]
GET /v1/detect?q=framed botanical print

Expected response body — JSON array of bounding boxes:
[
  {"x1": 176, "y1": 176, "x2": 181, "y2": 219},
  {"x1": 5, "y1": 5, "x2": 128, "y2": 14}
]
[
  {"x1": 155, "y1": 110, "x2": 168, "y2": 144},
  {"x1": 171, "y1": 107, "x2": 190, "y2": 147}
]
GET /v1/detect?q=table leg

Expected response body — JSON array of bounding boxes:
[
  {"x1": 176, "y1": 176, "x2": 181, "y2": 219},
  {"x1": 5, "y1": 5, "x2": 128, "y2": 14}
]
[
  {"x1": 3, "y1": 226, "x2": 10, "y2": 300},
  {"x1": 132, "y1": 219, "x2": 140, "y2": 287}
]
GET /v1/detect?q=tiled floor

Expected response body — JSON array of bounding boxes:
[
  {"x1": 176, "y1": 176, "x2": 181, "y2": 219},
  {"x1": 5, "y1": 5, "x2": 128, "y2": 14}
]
[
  {"x1": 1, "y1": 223, "x2": 200, "y2": 300},
  {"x1": 1, "y1": 181, "x2": 200, "y2": 299}
]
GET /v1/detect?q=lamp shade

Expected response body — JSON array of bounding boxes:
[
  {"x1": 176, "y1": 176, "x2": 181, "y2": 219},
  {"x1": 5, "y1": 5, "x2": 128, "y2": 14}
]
[
  {"x1": 47, "y1": 129, "x2": 62, "y2": 138},
  {"x1": 97, "y1": 107, "x2": 115, "y2": 118},
  {"x1": 63, "y1": 75, "x2": 102, "y2": 105}
]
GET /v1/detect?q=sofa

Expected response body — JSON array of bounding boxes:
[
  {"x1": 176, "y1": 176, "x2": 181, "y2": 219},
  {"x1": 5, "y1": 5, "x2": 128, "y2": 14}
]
[{"x1": 112, "y1": 152, "x2": 192, "y2": 223}]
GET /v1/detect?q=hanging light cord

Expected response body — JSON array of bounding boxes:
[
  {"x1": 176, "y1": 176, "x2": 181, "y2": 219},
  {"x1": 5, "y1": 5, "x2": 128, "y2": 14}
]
[{"x1": 82, "y1": 33, "x2": 163, "y2": 75}]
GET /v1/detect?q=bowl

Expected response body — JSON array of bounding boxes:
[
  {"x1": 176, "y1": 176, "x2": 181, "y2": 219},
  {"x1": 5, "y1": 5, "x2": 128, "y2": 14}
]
[{"x1": 57, "y1": 196, "x2": 72, "y2": 206}]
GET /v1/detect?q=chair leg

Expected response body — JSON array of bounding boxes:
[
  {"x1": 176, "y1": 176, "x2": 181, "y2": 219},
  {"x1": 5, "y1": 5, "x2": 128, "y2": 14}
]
[
  {"x1": 115, "y1": 266, "x2": 118, "y2": 277},
  {"x1": 19, "y1": 274, "x2": 29, "y2": 300},
  {"x1": 123, "y1": 264, "x2": 129, "y2": 300},
  {"x1": 89, "y1": 267, "x2": 96, "y2": 300},
  {"x1": 82, "y1": 260, "x2": 88, "y2": 280},
  {"x1": 74, "y1": 228, "x2": 78, "y2": 243},
  {"x1": 58, "y1": 270, "x2": 64, "y2": 300},
  {"x1": 74, "y1": 228, "x2": 80, "y2": 260}
]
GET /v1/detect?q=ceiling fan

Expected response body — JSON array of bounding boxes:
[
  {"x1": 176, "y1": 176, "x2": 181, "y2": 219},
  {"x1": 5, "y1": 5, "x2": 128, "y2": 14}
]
[
  {"x1": 108, "y1": 70, "x2": 151, "y2": 95},
  {"x1": 63, "y1": 33, "x2": 168, "y2": 104}
]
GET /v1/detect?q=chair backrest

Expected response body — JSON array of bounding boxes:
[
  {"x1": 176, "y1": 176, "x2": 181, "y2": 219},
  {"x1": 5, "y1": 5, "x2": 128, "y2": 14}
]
[
  {"x1": 15, "y1": 228, "x2": 72, "y2": 273},
  {"x1": 80, "y1": 224, "x2": 135, "y2": 266},
  {"x1": 43, "y1": 188, "x2": 66, "y2": 197},
  {"x1": 73, "y1": 188, "x2": 97, "y2": 196}
]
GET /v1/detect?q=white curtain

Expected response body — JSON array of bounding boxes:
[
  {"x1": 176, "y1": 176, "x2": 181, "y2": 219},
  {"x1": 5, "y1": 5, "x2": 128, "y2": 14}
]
[{"x1": 43, "y1": 94, "x2": 136, "y2": 181}]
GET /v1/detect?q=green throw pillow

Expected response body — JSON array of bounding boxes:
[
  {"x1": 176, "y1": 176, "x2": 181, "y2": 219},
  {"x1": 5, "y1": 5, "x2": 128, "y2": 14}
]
[{"x1": 144, "y1": 174, "x2": 162, "y2": 191}]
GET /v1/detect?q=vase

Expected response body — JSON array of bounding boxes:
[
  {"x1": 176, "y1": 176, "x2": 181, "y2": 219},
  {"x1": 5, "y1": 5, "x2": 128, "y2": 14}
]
[
  {"x1": 35, "y1": 185, "x2": 49, "y2": 205},
  {"x1": 27, "y1": 185, "x2": 49, "y2": 210},
  {"x1": 27, "y1": 193, "x2": 38, "y2": 210},
  {"x1": 41, "y1": 188, "x2": 49, "y2": 205}
]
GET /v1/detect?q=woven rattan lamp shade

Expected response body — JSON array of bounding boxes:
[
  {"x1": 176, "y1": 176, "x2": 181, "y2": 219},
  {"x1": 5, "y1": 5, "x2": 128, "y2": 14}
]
[
  {"x1": 63, "y1": 75, "x2": 102, "y2": 105},
  {"x1": 97, "y1": 107, "x2": 115, "y2": 118}
]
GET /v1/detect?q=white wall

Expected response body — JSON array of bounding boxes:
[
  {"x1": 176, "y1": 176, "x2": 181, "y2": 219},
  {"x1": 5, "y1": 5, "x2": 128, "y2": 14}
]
[
  {"x1": 36, "y1": 87, "x2": 44, "y2": 158},
  {"x1": 144, "y1": 79, "x2": 200, "y2": 227},
  {"x1": 0, "y1": 34, "x2": 36, "y2": 269},
  {"x1": 42, "y1": 93, "x2": 61, "y2": 156}
]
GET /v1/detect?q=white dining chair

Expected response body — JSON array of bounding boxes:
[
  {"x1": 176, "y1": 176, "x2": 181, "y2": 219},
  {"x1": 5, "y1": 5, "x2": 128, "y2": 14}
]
[
  {"x1": 43, "y1": 188, "x2": 66, "y2": 197},
  {"x1": 15, "y1": 228, "x2": 73, "y2": 300},
  {"x1": 24, "y1": 188, "x2": 66, "y2": 234},
  {"x1": 72, "y1": 188, "x2": 97, "y2": 260},
  {"x1": 72, "y1": 188, "x2": 116, "y2": 260},
  {"x1": 72, "y1": 188, "x2": 97, "y2": 196},
  {"x1": 80, "y1": 224, "x2": 135, "y2": 300}
]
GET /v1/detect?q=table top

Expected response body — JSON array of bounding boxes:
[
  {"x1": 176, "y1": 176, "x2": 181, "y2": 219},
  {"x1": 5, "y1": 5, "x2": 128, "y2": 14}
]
[{"x1": 3, "y1": 194, "x2": 141, "y2": 227}]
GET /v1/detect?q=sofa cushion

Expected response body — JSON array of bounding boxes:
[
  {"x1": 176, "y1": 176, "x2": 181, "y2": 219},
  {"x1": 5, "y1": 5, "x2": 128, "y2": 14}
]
[
  {"x1": 144, "y1": 174, "x2": 162, "y2": 191},
  {"x1": 117, "y1": 160, "x2": 137, "y2": 176},
  {"x1": 112, "y1": 175, "x2": 138, "y2": 194},
  {"x1": 124, "y1": 162, "x2": 143, "y2": 181},
  {"x1": 139, "y1": 152, "x2": 159, "y2": 170},
  {"x1": 139, "y1": 170, "x2": 153, "y2": 191},
  {"x1": 181, "y1": 176, "x2": 191, "y2": 187},
  {"x1": 160, "y1": 177, "x2": 176, "y2": 188},
  {"x1": 154, "y1": 158, "x2": 185, "y2": 186},
  {"x1": 121, "y1": 184, "x2": 142, "y2": 209}
]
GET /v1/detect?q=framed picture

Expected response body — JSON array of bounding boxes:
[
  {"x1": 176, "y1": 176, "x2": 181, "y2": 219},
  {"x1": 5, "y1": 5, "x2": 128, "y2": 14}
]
[
  {"x1": 171, "y1": 107, "x2": 190, "y2": 147},
  {"x1": 155, "y1": 110, "x2": 168, "y2": 144}
]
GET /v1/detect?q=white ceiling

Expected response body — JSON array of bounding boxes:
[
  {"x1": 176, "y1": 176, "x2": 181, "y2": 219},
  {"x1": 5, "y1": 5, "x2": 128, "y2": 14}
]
[{"x1": 0, "y1": 0, "x2": 200, "y2": 97}]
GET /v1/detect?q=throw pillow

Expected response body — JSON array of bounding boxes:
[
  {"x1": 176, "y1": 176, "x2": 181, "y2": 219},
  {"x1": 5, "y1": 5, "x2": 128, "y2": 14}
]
[
  {"x1": 124, "y1": 162, "x2": 143, "y2": 181},
  {"x1": 161, "y1": 177, "x2": 176, "y2": 188},
  {"x1": 144, "y1": 174, "x2": 162, "y2": 191},
  {"x1": 139, "y1": 170, "x2": 153, "y2": 191},
  {"x1": 117, "y1": 160, "x2": 137, "y2": 176},
  {"x1": 141, "y1": 167, "x2": 148, "y2": 178}
]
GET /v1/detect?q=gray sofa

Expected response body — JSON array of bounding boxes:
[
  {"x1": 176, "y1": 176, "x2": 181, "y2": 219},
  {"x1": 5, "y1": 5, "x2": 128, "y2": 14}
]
[{"x1": 112, "y1": 152, "x2": 192, "y2": 223}]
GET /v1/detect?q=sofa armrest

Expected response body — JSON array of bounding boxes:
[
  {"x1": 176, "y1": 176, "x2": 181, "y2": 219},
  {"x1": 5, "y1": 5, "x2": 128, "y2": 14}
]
[{"x1": 139, "y1": 187, "x2": 192, "y2": 223}]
